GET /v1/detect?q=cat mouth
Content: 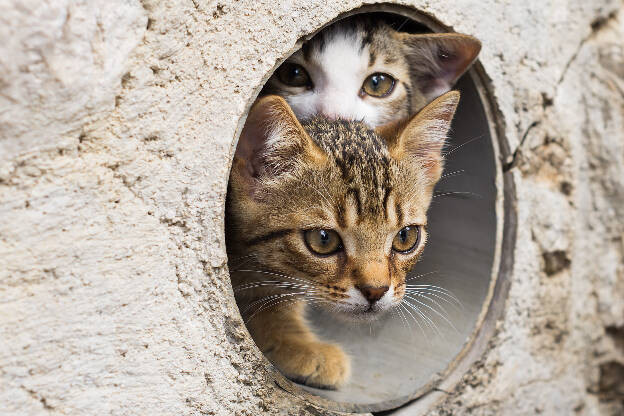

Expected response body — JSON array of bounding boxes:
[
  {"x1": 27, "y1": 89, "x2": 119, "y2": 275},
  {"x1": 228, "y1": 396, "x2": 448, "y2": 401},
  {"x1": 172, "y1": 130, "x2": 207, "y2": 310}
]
[
  {"x1": 363, "y1": 304, "x2": 381, "y2": 314},
  {"x1": 341, "y1": 304, "x2": 390, "y2": 321}
]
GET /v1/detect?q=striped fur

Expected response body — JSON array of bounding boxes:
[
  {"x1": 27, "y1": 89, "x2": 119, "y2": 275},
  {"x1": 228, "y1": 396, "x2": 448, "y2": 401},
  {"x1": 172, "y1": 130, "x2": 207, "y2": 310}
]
[
  {"x1": 226, "y1": 93, "x2": 459, "y2": 389},
  {"x1": 262, "y1": 15, "x2": 479, "y2": 127}
]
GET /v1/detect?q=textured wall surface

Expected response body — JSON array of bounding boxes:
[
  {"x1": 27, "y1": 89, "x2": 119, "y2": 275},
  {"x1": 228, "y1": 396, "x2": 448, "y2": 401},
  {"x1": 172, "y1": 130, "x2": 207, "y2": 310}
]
[{"x1": 1, "y1": 0, "x2": 622, "y2": 415}]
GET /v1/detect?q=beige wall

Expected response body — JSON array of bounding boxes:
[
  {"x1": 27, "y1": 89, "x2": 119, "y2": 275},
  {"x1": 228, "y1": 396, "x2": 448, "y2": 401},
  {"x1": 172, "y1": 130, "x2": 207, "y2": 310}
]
[{"x1": 1, "y1": 0, "x2": 623, "y2": 414}]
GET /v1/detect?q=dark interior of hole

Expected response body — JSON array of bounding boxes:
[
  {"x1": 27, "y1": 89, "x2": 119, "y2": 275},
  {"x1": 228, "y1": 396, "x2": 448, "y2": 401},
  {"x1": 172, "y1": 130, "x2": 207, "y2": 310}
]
[
  {"x1": 365, "y1": 12, "x2": 431, "y2": 33},
  {"x1": 231, "y1": 11, "x2": 499, "y2": 413}
]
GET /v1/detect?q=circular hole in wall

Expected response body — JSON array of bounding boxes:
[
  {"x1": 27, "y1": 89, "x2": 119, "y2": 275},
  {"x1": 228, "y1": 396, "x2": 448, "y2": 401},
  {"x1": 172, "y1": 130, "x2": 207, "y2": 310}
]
[{"x1": 226, "y1": 5, "x2": 514, "y2": 414}]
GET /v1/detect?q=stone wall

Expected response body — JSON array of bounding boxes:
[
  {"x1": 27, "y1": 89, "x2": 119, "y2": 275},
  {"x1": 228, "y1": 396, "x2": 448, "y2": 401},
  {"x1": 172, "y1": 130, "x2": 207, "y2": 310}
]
[{"x1": 1, "y1": 0, "x2": 622, "y2": 414}]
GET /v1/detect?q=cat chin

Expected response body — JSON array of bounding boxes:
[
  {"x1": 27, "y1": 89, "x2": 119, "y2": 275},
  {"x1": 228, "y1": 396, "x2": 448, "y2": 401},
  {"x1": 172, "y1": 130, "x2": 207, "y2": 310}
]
[{"x1": 324, "y1": 305, "x2": 392, "y2": 323}]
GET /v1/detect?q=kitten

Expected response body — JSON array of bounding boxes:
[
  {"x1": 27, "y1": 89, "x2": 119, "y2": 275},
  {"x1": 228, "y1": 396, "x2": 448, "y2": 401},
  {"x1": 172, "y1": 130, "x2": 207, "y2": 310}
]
[
  {"x1": 262, "y1": 16, "x2": 478, "y2": 127},
  {"x1": 226, "y1": 91, "x2": 460, "y2": 389}
]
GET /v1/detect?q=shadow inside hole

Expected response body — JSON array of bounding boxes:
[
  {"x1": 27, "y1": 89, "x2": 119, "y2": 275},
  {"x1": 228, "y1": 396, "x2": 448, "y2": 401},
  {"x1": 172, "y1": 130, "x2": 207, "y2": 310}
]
[{"x1": 362, "y1": 11, "x2": 431, "y2": 33}]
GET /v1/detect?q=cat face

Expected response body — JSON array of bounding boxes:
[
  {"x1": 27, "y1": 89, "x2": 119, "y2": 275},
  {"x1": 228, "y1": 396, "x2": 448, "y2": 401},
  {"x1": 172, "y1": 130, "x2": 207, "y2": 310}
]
[
  {"x1": 262, "y1": 17, "x2": 478, "y2": 127},
  {"x1": 227, "y1": 93, "x2": 459, "y2": 321}
]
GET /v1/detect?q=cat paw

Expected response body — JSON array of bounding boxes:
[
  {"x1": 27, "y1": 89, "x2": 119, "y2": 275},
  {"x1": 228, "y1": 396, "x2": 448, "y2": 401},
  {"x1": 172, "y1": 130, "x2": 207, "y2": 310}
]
[{"x1": 268, "y1": 341, "x2": 350, "y2": 389}]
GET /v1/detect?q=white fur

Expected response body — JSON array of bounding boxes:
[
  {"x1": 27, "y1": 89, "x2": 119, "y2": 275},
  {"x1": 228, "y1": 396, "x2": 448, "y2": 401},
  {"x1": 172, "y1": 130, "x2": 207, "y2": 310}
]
[{"x1": 285, "y1": 31, "x2": 396, "y2": 127}]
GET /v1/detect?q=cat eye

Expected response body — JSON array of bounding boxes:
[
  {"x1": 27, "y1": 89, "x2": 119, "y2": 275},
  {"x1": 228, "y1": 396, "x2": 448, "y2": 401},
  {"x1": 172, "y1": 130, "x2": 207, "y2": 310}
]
[
  {"x1": 304, "y1": 229, "x2": 342, "y2": 256},
  {"x1": 276, "y1": 63, "x2": 312, "y2": 88},
  {"x1": 392, "y1": 226, "x2": 421, "y2": 253},
  {"x1": 361, "y1": 73, "x2": 395, "y2": 97}
]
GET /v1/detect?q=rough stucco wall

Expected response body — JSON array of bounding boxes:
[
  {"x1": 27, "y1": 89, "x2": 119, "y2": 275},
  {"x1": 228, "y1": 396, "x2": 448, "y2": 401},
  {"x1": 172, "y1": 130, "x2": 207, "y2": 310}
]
[
  {"x1": 428, "y1": 7, "x2": 624, "y2": 415},
  {"x1": 0, "y1": 0, "x2": 622, "y2": 415}
]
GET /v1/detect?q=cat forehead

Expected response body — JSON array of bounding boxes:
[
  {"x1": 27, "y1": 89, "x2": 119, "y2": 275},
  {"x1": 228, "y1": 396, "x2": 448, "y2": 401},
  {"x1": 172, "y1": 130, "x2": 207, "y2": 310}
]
[
  {"x1": 299, "y1": 118, "x2": 398, "y2": 214},
  {"x1": 309, "y1": 30, "x2": 368, "y2": 71},
  {"x1": 296, "y1": 21, "x2": 405, "y2": 75},
  {"x1": 302, "y1": 118, "x2": 391, "y2": 168},
  {"x1": 255, "y1": 117, "x2": 432, "y2": 228}
]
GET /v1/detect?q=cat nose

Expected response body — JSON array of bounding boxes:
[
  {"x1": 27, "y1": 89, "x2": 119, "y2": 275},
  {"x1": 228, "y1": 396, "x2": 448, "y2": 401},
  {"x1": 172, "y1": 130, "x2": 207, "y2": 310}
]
[{"x1": 357, "y1": 285, "x2": 389, "y2": 304}]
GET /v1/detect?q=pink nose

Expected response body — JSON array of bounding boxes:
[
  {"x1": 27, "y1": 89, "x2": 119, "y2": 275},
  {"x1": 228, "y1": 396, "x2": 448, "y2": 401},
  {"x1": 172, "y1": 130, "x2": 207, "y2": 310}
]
[{"x1": 356, "y1": 285, "x2": 389, "y2": 304}]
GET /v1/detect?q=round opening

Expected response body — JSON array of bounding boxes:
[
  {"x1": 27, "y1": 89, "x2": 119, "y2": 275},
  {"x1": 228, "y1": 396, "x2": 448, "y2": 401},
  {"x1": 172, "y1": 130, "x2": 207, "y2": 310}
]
[{"x1": 227, "y1": 6, "x2": 513, "y2": 414}]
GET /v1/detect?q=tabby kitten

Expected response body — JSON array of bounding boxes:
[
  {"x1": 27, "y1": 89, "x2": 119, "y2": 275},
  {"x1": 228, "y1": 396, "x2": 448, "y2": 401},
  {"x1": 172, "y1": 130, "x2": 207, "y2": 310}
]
[
  {"x1": 226, "y1": 91, "x2": 460, "y2": 389},
  {"x1": 262, "y1": 16, "x2": 478, "y2": 127}
]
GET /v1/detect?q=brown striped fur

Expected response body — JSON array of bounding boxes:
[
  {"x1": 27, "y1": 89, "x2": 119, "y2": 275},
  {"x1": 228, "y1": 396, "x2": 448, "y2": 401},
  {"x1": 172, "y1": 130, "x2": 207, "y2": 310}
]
[{"x1": 226, "y1": 92, "x2": 460, "y2": 388}]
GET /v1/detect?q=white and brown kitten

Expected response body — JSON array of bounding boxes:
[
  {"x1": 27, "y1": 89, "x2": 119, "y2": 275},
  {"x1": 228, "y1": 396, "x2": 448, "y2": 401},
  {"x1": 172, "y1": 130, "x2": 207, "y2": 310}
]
[
  {"x1": 226, "y1": 91, "x2": 460, "y2": 389},
  {"x1": 262, "y1": 16, "x2": 479, "y2": 127}
]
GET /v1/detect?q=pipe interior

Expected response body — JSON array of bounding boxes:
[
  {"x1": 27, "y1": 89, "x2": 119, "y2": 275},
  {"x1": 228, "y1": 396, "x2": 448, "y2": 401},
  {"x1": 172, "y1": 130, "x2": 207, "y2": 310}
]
[{"x1": 232, "y1": 11, "x2": 500, "y2": 411}]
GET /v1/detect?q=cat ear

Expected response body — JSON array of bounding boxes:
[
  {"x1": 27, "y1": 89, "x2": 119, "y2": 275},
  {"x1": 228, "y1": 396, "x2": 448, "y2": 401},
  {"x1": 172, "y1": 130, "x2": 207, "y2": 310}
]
[
  {"x1": 376, "y1": 90, "x2": 460, "y2": 182},
  {"x1": 399, "y1": 33, "x2": 480, "y2": 100},
  {"x1": 233, "y1": 95, "x2": 326, "y2": 187}
]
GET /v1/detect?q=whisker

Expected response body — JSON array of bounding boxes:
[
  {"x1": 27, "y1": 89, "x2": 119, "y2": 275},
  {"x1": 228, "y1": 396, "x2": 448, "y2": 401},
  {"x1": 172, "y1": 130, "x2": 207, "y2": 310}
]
[
  {"x1": 228, "y1": 254, "x2": 258, "y2": 269},
  {"x1": 406, "y1": 282, "x2": 458, "y2": 293},
  {"x1": 405, "y1": 287, "x2": 463, "y2": 309},
  {"x1": 439, "y1": 169, "x2": 465, "y2": 180},
  {"x1": 303, "y1": 297, "x2": 348, "y2": 314},
  {"x1": 405, "y1": 270, "x2": 439, "y2": 282},
  {"x1": 233, "y1": 280, "x2": 314, "y2": 293},
  {"x1": 433, "y1": 190, "x2": 483, "y2": 200},
  {"x1": 407, "y1": 292, "x2": 455, "y2": 319},
  {"x1": 405, "y1": 285, "x2": 462, "y2": 304},
  {"x1": 231, "y1": 269, "x2": 320, "y2": 287},
  {"x1": 404, "y1": 295, "x2": 458, "y2": 333},
  {"x1": 305, "y1": 300, "x2": 347, "y2": 314},
  {"x1": 401, "y1": 300, "x2": 441, "y2": 338},
  {"x1": 390, "y1": 308, "x2": 403, "y2": 331},
  {"x1": 395, "y1": 17, "x2": 410, "y2": 32},
  {"x1": 242, "y1": 292, "x2": 304, "y2": 314},
  {"x1": 244, "y1": 295, "x2": 304, "y2": 324},
  {"x1": 398, "y1": 302, "x2": 427, "y2": 344},
  {"x1": 407, "y1": 291, "x2": 463, "y2": 313},
  {"x1": 395, "y1": 304, "x2": 413, "y2": 336},
  {"x1": 443, "y1": 135, "x2": 484, "y2": 157},
  {"x1": 246, "y1": 292, "x2": 304, "y2": 313},
  {"x1": 228, "y1": 254, "x2": 257, "y2": 262},
  {"x1": 398, "y1": 303, "x2": 415, "y2": 337}
]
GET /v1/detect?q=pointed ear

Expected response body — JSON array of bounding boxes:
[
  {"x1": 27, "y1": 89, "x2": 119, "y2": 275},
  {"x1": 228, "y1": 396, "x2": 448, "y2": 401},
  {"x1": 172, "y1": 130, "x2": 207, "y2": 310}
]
[
  {"x1": 376, "y1": 91, "x2": 460, "y2": 183},
  {"x1": 398, "y1": 33, "x2": 480, "y2": 100},
  {"x1": 233, "y1": 95, "x2": 326, "y2": 189}
]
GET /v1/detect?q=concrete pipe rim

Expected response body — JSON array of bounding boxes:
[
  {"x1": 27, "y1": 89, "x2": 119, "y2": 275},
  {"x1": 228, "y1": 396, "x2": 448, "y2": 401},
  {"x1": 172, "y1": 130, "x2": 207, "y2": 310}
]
[{"x1": 226, "y1": 4, "x2": 516, "y2": 414}]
